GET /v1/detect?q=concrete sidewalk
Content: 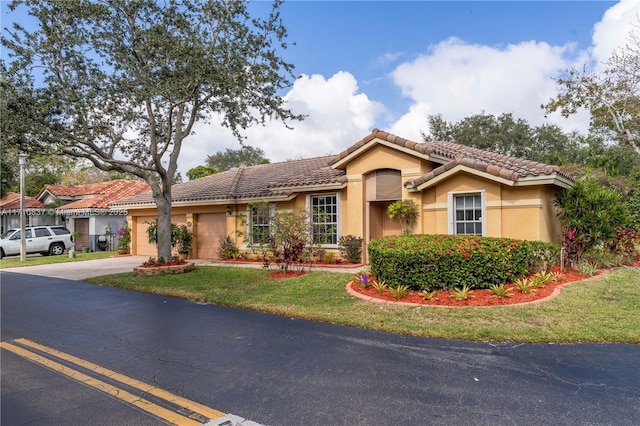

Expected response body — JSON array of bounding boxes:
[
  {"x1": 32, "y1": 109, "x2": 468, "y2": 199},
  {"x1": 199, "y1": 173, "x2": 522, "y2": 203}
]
[{"x1": 1, "y1": 256, "x2": 365, "y2": 280}]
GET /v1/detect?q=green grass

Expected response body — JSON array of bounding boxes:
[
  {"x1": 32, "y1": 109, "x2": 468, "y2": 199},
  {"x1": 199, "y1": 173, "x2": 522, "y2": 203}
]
[
  {"x1": 0, "y1": 251, "x2": 116, "y2": 268},
  {"x1": 86, "y1": 265, "x2": 640, "y2": 343}
]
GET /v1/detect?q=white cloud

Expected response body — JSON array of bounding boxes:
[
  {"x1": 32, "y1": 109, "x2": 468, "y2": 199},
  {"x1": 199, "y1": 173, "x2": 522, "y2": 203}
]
[
  {"x1": 388, "y1": 37, "x2": 592, "y2": 140},
  {"x1": 592, "y1": 0, "x2": 640, "y2": 67},
  {"x1": 178, "y1": 72, "x2": 385, "y2": 174},
  {"x1": 179, "y1": 1, "x2": 639, "y2": 176},
  {"x1": 387, "y1": 1, "x2": 640, "y2": 142}
]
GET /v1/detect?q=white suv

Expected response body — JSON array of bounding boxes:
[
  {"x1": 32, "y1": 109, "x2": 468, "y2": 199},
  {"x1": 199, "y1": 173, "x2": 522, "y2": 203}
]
[{"x1": 0, "y1": 226, "x2": 74, "y2": 259}]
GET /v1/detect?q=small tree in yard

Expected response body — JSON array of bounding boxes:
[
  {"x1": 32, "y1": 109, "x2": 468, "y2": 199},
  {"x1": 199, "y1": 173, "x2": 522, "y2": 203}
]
[
  {"x1": 387, "y1": 199, "x2": 420, "y2": 234},
  {"x1": 2, "y1": 0, "x2": 302, "y2": 260},
  {"x1": 241, "y1": 202, "x2": 325, "y2": 274}
]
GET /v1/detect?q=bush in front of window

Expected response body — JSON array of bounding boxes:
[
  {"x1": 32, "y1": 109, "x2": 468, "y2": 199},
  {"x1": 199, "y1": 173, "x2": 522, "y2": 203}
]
[
  {"x1": 338, "y1": 235, "x2": 363, "y2": 264},
  {"x1": 367, "y1": 235, "x2": 559, "y2": 292}
]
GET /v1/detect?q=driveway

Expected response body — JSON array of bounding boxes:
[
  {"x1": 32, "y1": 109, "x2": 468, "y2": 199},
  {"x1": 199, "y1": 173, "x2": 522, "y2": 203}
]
[
  {"x1": 0, "y1": 255, "x2": 149, "y2": 279},
  {"x1": 0, "y1": 256, "x2": 363, "y2": 280}
]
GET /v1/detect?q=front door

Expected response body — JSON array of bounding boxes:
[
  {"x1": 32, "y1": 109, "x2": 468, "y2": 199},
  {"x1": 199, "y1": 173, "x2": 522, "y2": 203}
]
[{"x1": 366, "y1": 201, "x2": 403, "y2": 263}]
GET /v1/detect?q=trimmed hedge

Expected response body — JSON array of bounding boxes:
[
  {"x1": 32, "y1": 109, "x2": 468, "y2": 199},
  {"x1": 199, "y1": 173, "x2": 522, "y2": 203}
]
[{"x1": 368, "y1": 235, "x2": 559, "y2": 291}]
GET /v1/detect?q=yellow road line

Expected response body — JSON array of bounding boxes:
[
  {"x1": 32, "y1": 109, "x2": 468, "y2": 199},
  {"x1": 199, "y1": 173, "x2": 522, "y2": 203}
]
[
  {"x1": 14, "y1": 338, "x2": 225, "y2": 421},
  {"x1": 1, "y1": 341, "x2": 201, "y2": 426},
  {"x1": 0, "y1": 339, "x2": 225, "y2": 425}
]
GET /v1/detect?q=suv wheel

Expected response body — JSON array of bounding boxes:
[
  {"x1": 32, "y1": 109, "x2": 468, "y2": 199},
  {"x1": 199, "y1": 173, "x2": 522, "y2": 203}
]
[{"x1": 49, "y1": 243, "x2": 65, "y2": 256}]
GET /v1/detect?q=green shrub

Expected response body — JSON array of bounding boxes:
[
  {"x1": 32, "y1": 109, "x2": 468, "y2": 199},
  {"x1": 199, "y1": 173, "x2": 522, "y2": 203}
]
[
  {"x1": 338, "y1": 235, "x2": 363, "y2": 263},
  {"x1": 218, "y1": 235, "x2": 239, "y2": 259},
  {"x1": 554, "y1": 176, "x2": 629, "y2": 265},
  {"x1": 368, "y1": 234, "x2": 559, "y2": 291}
]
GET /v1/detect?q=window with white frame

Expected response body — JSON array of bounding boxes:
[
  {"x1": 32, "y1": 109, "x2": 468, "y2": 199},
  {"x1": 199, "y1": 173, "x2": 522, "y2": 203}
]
[
  {"x1": 448, "y1": 191, "x2": 485, "y2": 236},
  {"x1": 309, "y1": 194, "x2": 339, "y2": 245},
  {"x1": 248, "y1": 203, "x2": 272, "y2": 245}
]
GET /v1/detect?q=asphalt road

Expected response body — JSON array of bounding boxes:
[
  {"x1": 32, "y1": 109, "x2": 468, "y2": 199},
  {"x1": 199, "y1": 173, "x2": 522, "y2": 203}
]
[{"x1": 1, "y1": 267, "x2": 639, "y2": 425}]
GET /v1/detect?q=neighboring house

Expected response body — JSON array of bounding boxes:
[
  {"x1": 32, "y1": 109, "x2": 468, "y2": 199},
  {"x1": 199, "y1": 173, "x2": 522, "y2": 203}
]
[
  {"x1": 0, "y1": 192, "x2": 58, "y2": 234},
  {"x1": 112, "y1": 129, "x2": 573, "y2": 261},
  {"x1": 37, "y1": 180, "x2": 150, "y2": 251}
]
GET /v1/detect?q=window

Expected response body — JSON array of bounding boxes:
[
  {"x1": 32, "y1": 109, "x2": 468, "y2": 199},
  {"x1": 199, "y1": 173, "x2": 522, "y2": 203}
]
[
  {"x1": 248, "y1": 203, "x2": 272, "y2": 245},
  {"x1": 50, "y1": 227, "x2": 70, "y2": 235},
  {"x1": 10, "y1": 229, "x2": 32, "y2": 240},
  {"x1": 448, "y1": 192, "x2": 485, "y2": 236},
  {"x1": 309, "y1": 194, "x2": 338, "y2": 245},
  {"x1": 34, "y1": 228, "x2": 52, "y2": 237}
]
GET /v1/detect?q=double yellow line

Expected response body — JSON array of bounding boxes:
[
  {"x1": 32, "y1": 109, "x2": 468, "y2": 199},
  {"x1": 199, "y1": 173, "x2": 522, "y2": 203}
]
[{"x1": 1, "y1": 338, "x2": 225, "y2": 426}]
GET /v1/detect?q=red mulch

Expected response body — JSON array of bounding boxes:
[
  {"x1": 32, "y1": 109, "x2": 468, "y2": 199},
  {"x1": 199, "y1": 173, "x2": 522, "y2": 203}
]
[
  {"x1": 140, "y1": 259, "x2": 189, "y2": 268},
  {"x1": 266, "y1": 271, "x2": 308, "y2": 279},
  {"x1": 349, "y1": 266, "x2": 600, "y2": 307}
]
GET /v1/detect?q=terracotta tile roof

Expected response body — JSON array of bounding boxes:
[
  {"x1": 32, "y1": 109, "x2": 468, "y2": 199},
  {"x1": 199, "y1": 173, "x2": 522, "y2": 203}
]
[
  {"x1": 0, "y1": 192, "x2": 44, "y2": 210},
  {"x1": 50, "y1": 180, "x2": 151, "y2": 210},
  {"x1": 112, "y1": 156, "x2": 346, "y2": 206},
  {"x1": 113, "y1": 129, "x2": 572, "y2": 207},
  {"x1": 340, "y1": 129, "x2": 572, "y2": 187}
]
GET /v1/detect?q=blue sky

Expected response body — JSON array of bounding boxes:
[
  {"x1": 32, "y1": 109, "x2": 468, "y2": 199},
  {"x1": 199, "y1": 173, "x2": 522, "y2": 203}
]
[
  {"x1": 274, "y1": 1, "x2": 616, "y2": 120},
  {"x1": 183, "y1": 0, "x2": 635, "y2": 174},
  {"x1": 2, "y1": 1, "x2": 638, "y2": 174}
]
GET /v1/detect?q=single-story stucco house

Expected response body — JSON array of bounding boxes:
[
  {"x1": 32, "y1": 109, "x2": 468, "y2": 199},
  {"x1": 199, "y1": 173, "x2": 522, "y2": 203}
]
[
  {"x1": 0, "y1": 192, "x2": 58, "y2": 234},
  {"x1": 36, "y1": 180, "x2": 150, "y2": 251},
  {"x1": 112, "y1": 129, "x2": 573, "y2": 262}
]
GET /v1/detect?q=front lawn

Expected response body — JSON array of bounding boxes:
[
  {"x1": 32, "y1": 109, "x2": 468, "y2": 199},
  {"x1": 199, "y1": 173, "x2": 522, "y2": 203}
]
[{"x1": 86, "y1": 265, "x2": 640, "y2": 343}]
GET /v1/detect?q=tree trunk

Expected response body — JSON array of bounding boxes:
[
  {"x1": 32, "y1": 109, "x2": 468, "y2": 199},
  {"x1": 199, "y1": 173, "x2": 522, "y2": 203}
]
[{"x1": 153, "y1": 191, "x2": 173, "y2": 261}]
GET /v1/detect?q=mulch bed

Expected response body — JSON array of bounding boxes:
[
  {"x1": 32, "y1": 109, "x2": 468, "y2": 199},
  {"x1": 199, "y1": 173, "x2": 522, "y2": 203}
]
[{"x1": 348, "y1": 266, "x2": 605, "y2": 307}]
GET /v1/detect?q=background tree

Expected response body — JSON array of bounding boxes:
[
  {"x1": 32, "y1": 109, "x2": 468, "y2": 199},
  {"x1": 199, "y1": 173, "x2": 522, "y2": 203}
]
[
  {"x1": 2, "y1": 0, "x2": 302, "y2": 260},
  {"x1": 544, "y1": 24, "x2": 640, "y2": 157},
  {"x1": 186, "y1": 165, "x2": 217, "y2": 181},
  {"x1": 206, "y1": 145, "x2": 270, "y2": 171},
  {"x1": 422, "y1": 112, "x2": 580, "y2": 165}
]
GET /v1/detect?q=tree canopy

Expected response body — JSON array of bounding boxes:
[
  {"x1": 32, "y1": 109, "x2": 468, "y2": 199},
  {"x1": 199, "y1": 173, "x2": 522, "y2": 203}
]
[
  {"x1": 2, "y1": 0, "x2": 302, "y2": 259},
  {"x1": 186, "y1": 165, "x2": 216, "y2": 181},
  {"x1": 206, "y1": 145, "x2": 270, "y2": 171},
  {"x1": 421, "y1": 112, "x2": 583, "y2": 165},
  {"x1": 544, "y1": 23, "x2": 640, "y2": 157}
]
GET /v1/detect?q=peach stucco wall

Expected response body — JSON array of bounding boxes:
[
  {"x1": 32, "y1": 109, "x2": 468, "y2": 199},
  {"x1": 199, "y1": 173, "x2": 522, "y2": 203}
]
[{"x1": 125, "y1": 143, "x2": 564, "y2": 258}]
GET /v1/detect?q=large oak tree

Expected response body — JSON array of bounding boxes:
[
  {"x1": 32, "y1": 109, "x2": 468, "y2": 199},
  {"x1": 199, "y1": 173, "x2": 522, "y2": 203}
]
[{"x1": 2, "y1": 0, "x2": 302, "y2": 259}]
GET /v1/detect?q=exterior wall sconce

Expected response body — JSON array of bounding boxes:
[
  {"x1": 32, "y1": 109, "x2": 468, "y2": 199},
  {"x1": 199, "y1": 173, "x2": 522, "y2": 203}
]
[
  {"x1": 186, "y1": 221, "x2": 192, "y2": 227},
  {"x1": 226, "y1": 206, "x2": 232, "y2": 216}
]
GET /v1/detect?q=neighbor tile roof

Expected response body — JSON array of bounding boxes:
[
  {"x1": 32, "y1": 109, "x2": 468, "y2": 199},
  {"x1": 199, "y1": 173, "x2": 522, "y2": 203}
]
[
  {"x1": 0, "y1": 192, "x2": 43, "y2": 210},
  {"x1": 50, "y1": 180, "x2": 151, "y2": 210},
  {"x1": 340, "y1": 129, "x2": 572, "y2": 187},
  {"x1": 111, "y1": 156, "x2": 346, "y2": 206}
]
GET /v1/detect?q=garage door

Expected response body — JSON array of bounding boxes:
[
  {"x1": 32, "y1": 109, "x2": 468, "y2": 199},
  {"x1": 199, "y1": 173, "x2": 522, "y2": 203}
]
[
  {"x1": 134, "y1": 215, "x2": 186, "y2": 257},
  {"x1": 135, "y1": 216, "x2": 157, "y2": 256},
  {"x1": 196, "y1": 213, "x2": 227, "y2": 260}
]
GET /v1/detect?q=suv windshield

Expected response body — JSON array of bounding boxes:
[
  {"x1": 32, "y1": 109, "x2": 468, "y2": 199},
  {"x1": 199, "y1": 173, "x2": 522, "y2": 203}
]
[{"x1": 1, "y1": 230, "x2": 17, "y2": 239}]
